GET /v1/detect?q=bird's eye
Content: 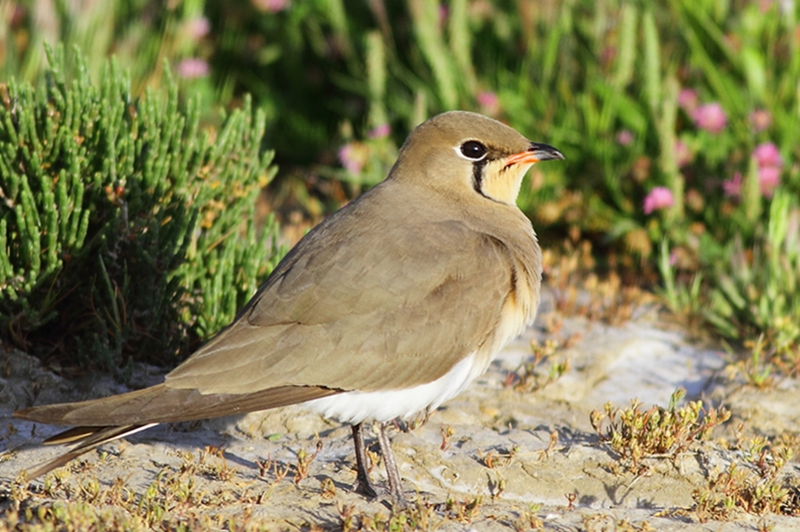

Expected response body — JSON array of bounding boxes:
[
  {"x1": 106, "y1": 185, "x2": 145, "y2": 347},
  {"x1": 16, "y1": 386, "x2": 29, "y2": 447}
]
[{"x1": 460, "y1": 140, "x2": 487, "y2": 160}]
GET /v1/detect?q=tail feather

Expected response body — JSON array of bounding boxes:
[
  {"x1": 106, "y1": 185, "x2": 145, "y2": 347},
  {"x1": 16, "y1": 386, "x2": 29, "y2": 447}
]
[
  {"x1": 26, "y1": 424, "x2": 156, "y2": 479},
  {"x1": 42, "y1": 426, "x2": 110, "y2": 445},
  {"x1": 14, "y1": 383, "x2": 340, "y2": 479}
]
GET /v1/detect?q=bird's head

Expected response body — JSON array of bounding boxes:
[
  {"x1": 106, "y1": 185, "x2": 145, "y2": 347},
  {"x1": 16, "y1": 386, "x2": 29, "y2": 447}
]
[{"x1": 390, "y1": 111, "x2": 564, "y2": 205}]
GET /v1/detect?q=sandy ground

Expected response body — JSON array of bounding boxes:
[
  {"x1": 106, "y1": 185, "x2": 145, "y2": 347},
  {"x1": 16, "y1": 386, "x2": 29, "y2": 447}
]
[{"x1": 2, "y1": 293, "x2": 800, "y2": 530}]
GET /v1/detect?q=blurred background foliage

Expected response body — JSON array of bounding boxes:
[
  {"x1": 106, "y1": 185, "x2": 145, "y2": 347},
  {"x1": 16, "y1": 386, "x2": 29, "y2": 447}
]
[{"x1": 1, "y1": 0, "x2": 799, "y2": 377}]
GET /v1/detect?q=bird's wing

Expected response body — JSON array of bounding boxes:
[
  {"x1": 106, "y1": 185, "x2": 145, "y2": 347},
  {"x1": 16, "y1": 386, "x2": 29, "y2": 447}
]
[
  {"x1": 165, "y1": 194, "x2": 517, "y2": 395},
  {"x1": 14, "y1": 382, "x2": 338, "y2": 426}
]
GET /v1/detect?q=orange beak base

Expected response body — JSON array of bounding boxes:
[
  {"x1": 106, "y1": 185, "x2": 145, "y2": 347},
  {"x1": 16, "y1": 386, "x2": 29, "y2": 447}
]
[{"x1": 506, "y1": 142, "x2": 565, "y2": 166}]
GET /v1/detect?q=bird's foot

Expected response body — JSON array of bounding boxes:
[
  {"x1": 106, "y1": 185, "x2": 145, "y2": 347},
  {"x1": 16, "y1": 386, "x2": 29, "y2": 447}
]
[
  {"x1": 351, "y1": 478, "x2": 408, "y2": 509},
  {"x1": 388, "y1": 491, "x2": 409, "y2": 511},
  {"x1": 352, "y1": 476, "x2": 380, "y2": 500}
]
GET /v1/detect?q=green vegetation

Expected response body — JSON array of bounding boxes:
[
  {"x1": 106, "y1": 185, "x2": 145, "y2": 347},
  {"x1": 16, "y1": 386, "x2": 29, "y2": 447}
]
[
  {"x1": 692, "y1": 430, "x2": 798, "y2": 520},
  {"x1": 590, "y1": 387, "x2": 731, "y2": 472},
  {"x1": 0, "y1": 46, "x2": 281, "y2": 372},
  {"x1": 3, "y1": 1, "x2": 799, "y2": 377}
]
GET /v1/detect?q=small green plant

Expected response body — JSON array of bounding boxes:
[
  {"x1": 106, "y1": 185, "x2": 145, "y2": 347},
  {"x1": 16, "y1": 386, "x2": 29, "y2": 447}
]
[
  {"x1": 590, "y1": 387, "x2": 731, "y2": 472},
  {"x1": 293, "y1": 440, "x2": 323, "y2": 485},
  {"x1": 337, "y1": 498, "x2": 438, "y2": 532},
  {"x1": 255, "y1": 454, "x2": 291, "y2": 487},
  {"x1": 444, "y1": 494, "x2": 482, "y2": 524},
  {"x1": 511, "y1": 503, "x2": 544, "y2": 532},
  {"x1": 705, "y1": 191, "x2": 800, "y2": 371},
  {"x1": 478, "y1": 446, "x2": 519, "y2": 470},
  {"x1": 3, "y1": 454, "x2": 280, "y2": 531},
  {"x1": 504, "y1": 338, "x2": 570, "y2": 394},
  {"x1": 439, "y1": 423, "x2": 454, "y2": 451},
  {"x1": 658, "y1": 238, "x2": 705, "y2": 320},
  {"x1": 581, "y1": 513, "x2": 655, "y2": 532},
  {"x1": 692, "y1": 434, "x2": 799, "y2": 521},
  {"x1": 188, "y1": 446, "x2": 236, "y2": 482},
  {"x1": 0, "y1": 46, "x2": 282, "y2": 371},
  {"x1": 661, "y1": 190, "x2": 800, "y2": 383},
  {"x1": 724, "y1": 334, "x2": 777, "y2": 389}
]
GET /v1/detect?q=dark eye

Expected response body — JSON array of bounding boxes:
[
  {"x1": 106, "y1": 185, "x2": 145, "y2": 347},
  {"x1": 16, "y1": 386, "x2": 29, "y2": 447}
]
[{"x1": 460, "y1": 140, "x2": 487, "y2": 160}]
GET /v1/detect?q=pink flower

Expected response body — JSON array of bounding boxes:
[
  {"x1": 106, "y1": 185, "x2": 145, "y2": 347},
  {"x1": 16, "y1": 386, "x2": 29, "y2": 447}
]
[
  {"x1": 600, "y1": 46, "x2": 617, "y2": 67},
  {"x1": 252, "y1": 0, "x2": 288, "y2": 13},
  {"x1": 477, "y1": 91, "x2": 500, "y2": 115},
  {"x1": 185, "y1": 17, "x2": 210, "y2": 41},
  {"x1": 757, "y1": 0, "x2": 776, "y2": 13},
  {"x1": 177, "y1": 58, "x2": 209, "y2": 79},
  {"x1": 368, "y1": 124, "x2": 391, "y2": 139},
  {"x1": 753, "y1": 142, "x2": 782, "y2": 169},
  {"x1": 643, "y1": 186, "x2": 675, "y2": 214},
  {"x1": 692, "y1": 103, "x2": 727, "y2": 134},
  {"x1": 338, "y1": 143, "x2": 363, "y2": 174},
  {"x1": 749, "y1": 109, "x2": 771, "y2": 132},
  {"x1": 674, "y1": 140, "x2": 692, "y2": 168},
  {"x1": 678, "y1": 89, "x2": 698, "y2": 112},
  {"x1": 439, "y1": 4, "x2": 449, "y2": 26},
  {"x1": 8, "y1": 3, "x2": 25, "y2": 26},
  {"x1": 616, "y1": 130, "x2": 634, "y2": 146},
  {"x1": 751, "y1": 142, "x2": 783, "y2": 197},
  {"x1": 759, "y1": 166, "x2": 781, "y2": 197},
  {"x1": 723, "y1": 172, "x2": 742, "y2": 197}
]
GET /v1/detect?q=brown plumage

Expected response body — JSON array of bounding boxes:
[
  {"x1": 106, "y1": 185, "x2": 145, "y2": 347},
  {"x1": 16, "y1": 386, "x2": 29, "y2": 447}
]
[{"x1": 14, "y1": 110, "x2": 564, "y2": 505}]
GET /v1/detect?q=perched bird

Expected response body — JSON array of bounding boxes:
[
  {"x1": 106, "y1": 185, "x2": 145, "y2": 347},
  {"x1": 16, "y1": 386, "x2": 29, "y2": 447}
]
[{"x1": 14, "y1": 111, "x2": 564, "y2": 505}]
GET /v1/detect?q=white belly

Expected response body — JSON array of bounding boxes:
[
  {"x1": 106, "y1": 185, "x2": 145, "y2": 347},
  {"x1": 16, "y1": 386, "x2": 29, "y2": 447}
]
[{"x1": 305, "y1": 352, "x2": 482, "y2": 424}]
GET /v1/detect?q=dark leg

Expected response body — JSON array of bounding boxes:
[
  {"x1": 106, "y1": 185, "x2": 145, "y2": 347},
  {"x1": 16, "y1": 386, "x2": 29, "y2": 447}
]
[
  {"x1": 377, "y1": 422, "x2": 407, "y2": 507},
  {"x1": 351, "y1": 423, "x2": 379, "y2": 498}
]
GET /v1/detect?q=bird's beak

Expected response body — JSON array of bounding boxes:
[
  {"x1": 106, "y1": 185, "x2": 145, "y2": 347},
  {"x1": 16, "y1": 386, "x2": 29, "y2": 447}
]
[
  {"x1": 506, "y1": 142, "x2": 565, "y2": 166},
  {"x1": 482, "y1": 141, "x2": 565, "y2": 205}
]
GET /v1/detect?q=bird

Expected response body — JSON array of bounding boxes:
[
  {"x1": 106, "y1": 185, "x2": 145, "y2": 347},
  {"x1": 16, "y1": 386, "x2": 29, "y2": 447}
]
[{"x1": 13, "y1": 110, "x2": 564, "y2": 506}]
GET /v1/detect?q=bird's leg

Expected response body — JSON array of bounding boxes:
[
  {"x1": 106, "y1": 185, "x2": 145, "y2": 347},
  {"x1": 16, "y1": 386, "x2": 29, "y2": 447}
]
[
  {"x1": 351, "y1": 423, "x2": 379, "y2": 498},
  {"x1": 377, "y1": 422, "x2": 407, "y2": 508}
]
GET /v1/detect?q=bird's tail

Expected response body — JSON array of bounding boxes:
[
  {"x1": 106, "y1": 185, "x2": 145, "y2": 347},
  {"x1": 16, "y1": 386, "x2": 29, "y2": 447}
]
[
  {"x1": 13, "y1": 382, "x2": 339, "y2": 479},
  {"x1": 25, "y1": 423, "x2": 157, "y2": 479}
]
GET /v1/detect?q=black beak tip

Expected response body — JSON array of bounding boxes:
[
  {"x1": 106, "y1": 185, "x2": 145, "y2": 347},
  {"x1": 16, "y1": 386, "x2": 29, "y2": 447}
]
[{"x1": 530, "y1": 142, "x2": 565, "y2": 161}]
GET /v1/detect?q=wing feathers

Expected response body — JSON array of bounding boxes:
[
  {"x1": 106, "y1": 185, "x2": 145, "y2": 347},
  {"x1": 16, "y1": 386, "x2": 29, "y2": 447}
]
[
  {"x1": 165, "y1": 219, "x2": 515, "y2": 395},
  {"x1": 14, "y1": 383, "x2": 339, "y2": 426}
]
